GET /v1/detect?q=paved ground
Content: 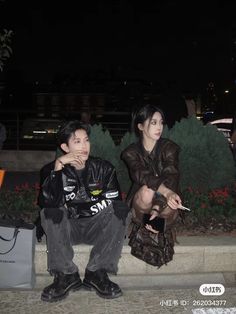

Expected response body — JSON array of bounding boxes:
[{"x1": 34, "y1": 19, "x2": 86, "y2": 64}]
[{"x1": 0, "y1": 286, "x2": 236, "y2": 314}]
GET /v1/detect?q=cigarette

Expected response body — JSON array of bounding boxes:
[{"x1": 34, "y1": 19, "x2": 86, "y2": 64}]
[{"x1": 179, "y1": 205, "x2": 191, "y2": 211}]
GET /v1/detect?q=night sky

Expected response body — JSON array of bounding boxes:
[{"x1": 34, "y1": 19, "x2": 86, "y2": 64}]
[{"x1": 1, "y1": 0, "x2": 236, "y2": 93}]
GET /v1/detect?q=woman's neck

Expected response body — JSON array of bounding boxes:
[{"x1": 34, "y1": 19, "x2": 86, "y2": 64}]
[{"x1": 142, "y1": 137, "x2": 156, "y2": 153}]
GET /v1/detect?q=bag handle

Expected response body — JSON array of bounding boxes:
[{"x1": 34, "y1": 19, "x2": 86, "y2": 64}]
[{"x1": 0, "y1": 228, "x2": 20, "y2": 254}]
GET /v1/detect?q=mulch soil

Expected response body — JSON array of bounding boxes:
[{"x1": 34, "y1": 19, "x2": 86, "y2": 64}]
[{"x1": 175, "y1": 215, "x2": 236, "y2": 237}]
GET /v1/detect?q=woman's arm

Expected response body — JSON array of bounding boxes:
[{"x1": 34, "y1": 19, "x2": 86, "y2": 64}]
[
  {"x1": 155, "y1": 143, "x2": 182, "y2": 209},
  {"x1": 121, "y1": 149, "x2": 164, "y2": 190}
]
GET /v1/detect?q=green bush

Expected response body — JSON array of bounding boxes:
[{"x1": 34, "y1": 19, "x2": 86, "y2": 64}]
[
  {"x1": 90, "y1": 124, "x2": 119, "y2": 169},
  {"x1": 168, "y1": 116, "x2": 235, "y2": 192},
  {"x1": 89, "y1": 124, "x2": 135, "y2": 193},
  {"x1": 116, "y1": 131, "x2": 136, "y2": 193},
  {"x1": 0, "y1": 29, "x2": 13, "y2": 71},
  {"x1": 0, "y1": 183, "x2": 40, "y2": 222}
]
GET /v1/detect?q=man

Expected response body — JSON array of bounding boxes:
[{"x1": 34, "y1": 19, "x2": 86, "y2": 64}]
[{"x1": 39, "y1": 120, "x2": 128, "y2": 302}]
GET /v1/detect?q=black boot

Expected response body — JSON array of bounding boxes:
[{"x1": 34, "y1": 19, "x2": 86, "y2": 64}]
[
  {"x1": 83, "y1": 269, "x2": 122, "y2": 299},
  {"x1": 41, "y1": 272, "x2": 82, "y2": 302}
]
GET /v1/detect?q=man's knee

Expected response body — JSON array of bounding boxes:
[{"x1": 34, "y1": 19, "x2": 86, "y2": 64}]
[{"x1": 41, "y1": 207, "x2": 64, "y2": 224}]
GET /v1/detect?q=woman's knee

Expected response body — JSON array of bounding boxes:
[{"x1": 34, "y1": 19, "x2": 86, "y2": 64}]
[
  {"x1": 138, "y1": 185, "x2": 155, "y2": 204},
  {"x1": 132, "y1": 186, "x2": 155, "y2": 214}
]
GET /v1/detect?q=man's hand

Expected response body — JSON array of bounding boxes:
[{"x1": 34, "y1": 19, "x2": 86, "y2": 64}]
[{"x1": 55, "y1": 151, "x2": 86, "y2": 171}]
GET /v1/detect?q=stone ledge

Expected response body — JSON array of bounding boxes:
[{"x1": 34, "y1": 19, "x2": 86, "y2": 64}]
[
  {"x1": 35, "y1": 236, "x2": 236, "y2": 275},
  {"x1": 0, "y1": 150, "x2": 55, "y2": 171}
]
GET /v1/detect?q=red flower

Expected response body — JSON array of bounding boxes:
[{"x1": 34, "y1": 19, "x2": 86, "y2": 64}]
[
  {"x1": 21, "y1": 182, "x2": 30, "y2": 190},
  {"x1": 33, "y1": 182, "x2": 40, "y2": 190},
  {"x1": 15, "y1": 185, "x2": 21, "y2": 192}
]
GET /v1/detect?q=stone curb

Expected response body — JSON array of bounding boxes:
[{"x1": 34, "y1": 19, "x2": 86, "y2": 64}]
[{"x1": 35, "y1": 236, "x2": 236, "y2": 276}]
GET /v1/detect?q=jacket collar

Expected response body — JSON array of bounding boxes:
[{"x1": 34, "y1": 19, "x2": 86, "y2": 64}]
[{"x1": 137, "y1": 138, "x2": 163, "y2": 161}]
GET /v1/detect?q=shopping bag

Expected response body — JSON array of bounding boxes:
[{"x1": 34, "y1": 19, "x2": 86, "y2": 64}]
[{"x1": 0, "y1": 218, "x2": 36, "y2": 289}]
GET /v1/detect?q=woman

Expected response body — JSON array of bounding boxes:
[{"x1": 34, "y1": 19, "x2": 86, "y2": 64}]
[{"x1": 121, "y1": 104, "x2": 182, "y2": 266}]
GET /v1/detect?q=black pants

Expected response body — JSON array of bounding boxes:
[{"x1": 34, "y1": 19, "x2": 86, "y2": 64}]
[{"x1": 41, "y1": 204, "x2": 127, "y2": 275}]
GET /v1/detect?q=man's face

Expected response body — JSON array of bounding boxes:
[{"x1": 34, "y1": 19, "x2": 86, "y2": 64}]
[{"x1": 65, "y1": 129, "x2": 90, "y2": 161}]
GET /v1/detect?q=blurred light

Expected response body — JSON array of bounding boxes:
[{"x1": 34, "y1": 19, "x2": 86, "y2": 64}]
[
  {"x1": 210, "y1": 118, "x2": 232, "y2": 124},
  {"x1": 33, "y1": 130, "x2": 47, "y2": 134},
  {"x1": 196, "y1": 114, "x2": 202, "y2": 120},
  {"x1": 224, "y1": 90, "x2": 229, "y2": 93}
]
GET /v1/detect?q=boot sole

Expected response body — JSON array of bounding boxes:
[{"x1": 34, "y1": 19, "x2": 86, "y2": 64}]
[
  {"x1": 41, "y1": 281, "x2": 83, "y2": 303},
  {"x1": 83, "y1": 281, "x2": 123, "y2": 299}
]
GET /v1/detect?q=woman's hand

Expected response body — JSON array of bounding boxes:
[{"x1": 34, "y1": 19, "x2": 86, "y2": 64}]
[
  {"x1": 145, "y1": 207, "x2": 159, "y2": 234},
  {"x1": 145, "y1": 224, "x2": 159, "y2": 234},
  {"x1": 157, "y1": 184, "x2": 182, "y2": 210},
  {"x1": 165, "y1": 191, "x2": 182, "y2": 209},
  {"x1": 149, "y1": 207, "x2": 159, "y2": 220}
]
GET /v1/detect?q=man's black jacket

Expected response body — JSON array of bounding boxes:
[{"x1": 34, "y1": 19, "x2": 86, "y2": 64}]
[{"x1": 38, "y1": 156, "x2": 123, "y2": 218}]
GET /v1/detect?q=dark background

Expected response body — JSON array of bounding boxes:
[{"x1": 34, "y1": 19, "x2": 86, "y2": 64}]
[{"x1": 1, "y1": 0, "x2": 236, "y2": 117}]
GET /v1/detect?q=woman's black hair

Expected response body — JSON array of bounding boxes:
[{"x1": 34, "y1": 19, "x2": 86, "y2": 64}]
[
  {"x1": 56, "y1": 120, "x2": 90, "y2": 146},
  {"x1": 132, "y1": 104, "x2": 165, "y2": 137}
]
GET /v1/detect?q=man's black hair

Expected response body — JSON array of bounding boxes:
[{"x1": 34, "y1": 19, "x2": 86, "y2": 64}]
[{"x1": 56, "y1": 120, "x2": 90, "y2": 146}]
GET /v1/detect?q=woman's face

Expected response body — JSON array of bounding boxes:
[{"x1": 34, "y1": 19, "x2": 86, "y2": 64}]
[{"x1": 138, "y1": 111, "x2": 164, "y2": 142}]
